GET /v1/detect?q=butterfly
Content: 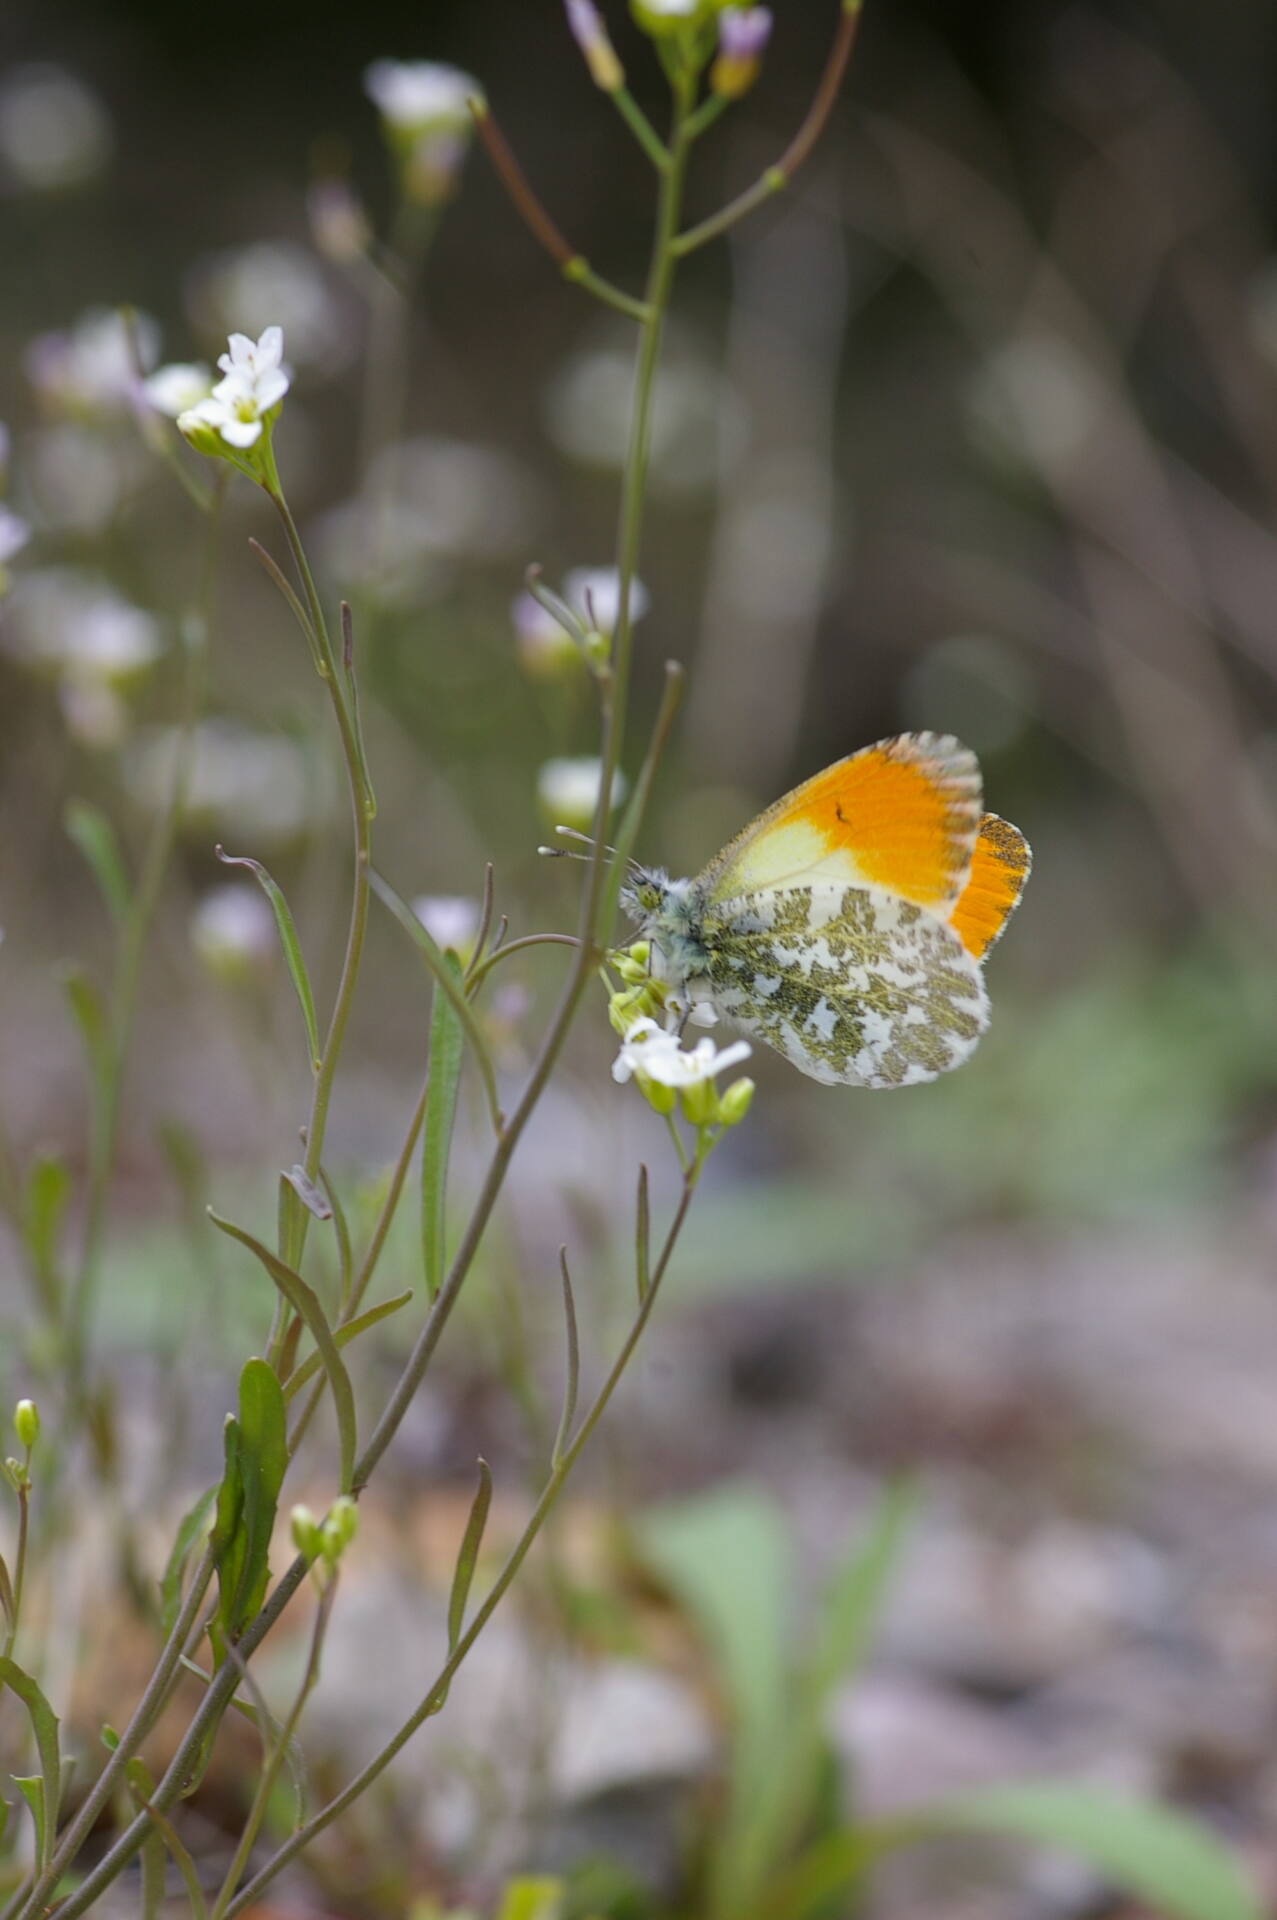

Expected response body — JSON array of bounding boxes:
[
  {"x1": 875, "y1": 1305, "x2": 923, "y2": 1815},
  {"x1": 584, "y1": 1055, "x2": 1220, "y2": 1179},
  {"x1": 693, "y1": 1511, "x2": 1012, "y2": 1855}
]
[{"x1": 619, "y1": 733, "x2": 1030, "y2": 1088}]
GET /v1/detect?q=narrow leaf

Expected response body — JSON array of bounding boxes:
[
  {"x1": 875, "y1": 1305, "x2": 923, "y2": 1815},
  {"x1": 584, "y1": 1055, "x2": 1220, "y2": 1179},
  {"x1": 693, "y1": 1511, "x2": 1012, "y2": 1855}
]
[
  {"x1": 319, "y1": 1165, "x2": 354, "y2": 1312},
  {"x1": 282, "y1": 1290, "x2": 413, "y2": 1403},
  {"x1": 929, "y1": 1784, "x2": 1262, "y2": 1920},
  {"x1": 59, "y1": 964, "x2": 113, "y2": 1108},
  {"x1": 729, "y1": 1481, "x2": 917, "y2": 1908},
  {"x1": 422, "y1": 955, "x2": 465, "y2": 1301},
  {"x1": 12, "y1": 1778, "x2": 45, "y2": 1866},
  {"x1": 0, "y1": 1657, "x2": 62, "y2": 1869},
  {"x1": 208, "y1": 1211, "x2": 357, "y2": 1492},
  {"x1": 284, "y1": 1164, "x2": 332, "y2": 1221},
  {"x1": 370, "y1": 867, "x2": 503, "y2": 1132},
  {"x1": 65, "y1": 798, "x2": 131, "y2": 926},
  {"x1": 159, "y1": 1484, "x2": 216, "y2": 1635},
  {"x1": 635, "y1": 1164, "x2": 650, "y2": 1302},
  {"x1": 448, "y1": 1459, "x2": 493, "y2": 1653},
  {"x1": 217, "y1": 1360, "x2": 288, "y2": 1638},
  {"x1": 23, "y1": 1153, "x2": 71, "y2": 1306},
  {"x1": 551, "y1": 1250, "x2": 579, "y2": 1468},
  {"x1": 215, "y1": 848, "x2": 321, "y2": 1069},
  {"x1": 0, "y1": 1554, "x2": 12, "y2": 1629}
]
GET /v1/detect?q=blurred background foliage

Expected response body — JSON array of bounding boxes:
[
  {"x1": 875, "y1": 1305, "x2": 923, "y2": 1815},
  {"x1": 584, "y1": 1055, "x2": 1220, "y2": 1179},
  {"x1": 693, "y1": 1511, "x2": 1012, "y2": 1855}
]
[{"x1": 2, "y1": 0, "x2": 1277, "y2": 1913}]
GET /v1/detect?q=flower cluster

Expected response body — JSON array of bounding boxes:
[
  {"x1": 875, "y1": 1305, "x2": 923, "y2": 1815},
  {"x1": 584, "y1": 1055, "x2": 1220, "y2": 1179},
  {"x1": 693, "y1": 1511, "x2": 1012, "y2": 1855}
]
[
  {"x1": 178, "y1": 326, "x2": 289, "y2": 460},
  {"x1": 613, "y1": 1015, "x2": 755, "y2": 1127}
]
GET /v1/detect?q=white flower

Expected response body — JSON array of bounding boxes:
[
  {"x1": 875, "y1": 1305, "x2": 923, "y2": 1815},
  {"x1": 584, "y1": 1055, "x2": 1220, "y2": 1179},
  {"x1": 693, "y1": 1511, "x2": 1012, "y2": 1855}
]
[
  {"x1": 0, "y1": 64, "x2": 112, "y2": 191},
  {"x1": 179, "y1": 325, "x2": 289, "y2": 450},
  {"x1": 364, "y1": 59, "x2": 478, "y2": 132},
  {"x1": 612, "y1": 1017, "x2": 751, "y2": 1088},
  {"x1": 191, "y1": 884, "x2": 277, "y2": 977},
  {"x1": 142, "y1": 362, "x2": 213, "y2": 418},
  {"x1": 3, "y1": 568, "x2": 161, "y2": 681},
  {"x1": 564, "y1": 566, "x2": 649, "y2": 636},
  {"x1": 25, "y1": 306, "x2": 160, "y2": 417},
  {"x1": 537, "y1": 755, "x2": 628, "y2": 834},
  {"x1": 0, "y1": 505, "x2": 30, "y2": 566},
  {"x1": 413, "y1": 894, "x2": 481, "y2": 956}
]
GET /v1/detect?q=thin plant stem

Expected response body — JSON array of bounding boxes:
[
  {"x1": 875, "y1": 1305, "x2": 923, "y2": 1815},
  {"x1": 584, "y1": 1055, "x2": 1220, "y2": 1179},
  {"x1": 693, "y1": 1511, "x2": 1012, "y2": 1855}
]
[
  {"x1": 29, "y1": 75, "x2": 701, "y2": 1920},
  {"x1": 0, "y1": 1486, "x2": 29, "y2": 1661},
  {"x1": 673, "y1": 0, "x2": 864, "y2": 257},
  {"x1": 223, "y1": 1167, "x2": 702, "y2": 1918},
  {"x1": 612, "y1": 86, "x2": 672, "y2": 170},
  {"x1": 466, "y1": 931, "x2": 582, "y2": 989},
  {"x1": 208, "y1": 1581, "x2": 336, "y2": 1920}
]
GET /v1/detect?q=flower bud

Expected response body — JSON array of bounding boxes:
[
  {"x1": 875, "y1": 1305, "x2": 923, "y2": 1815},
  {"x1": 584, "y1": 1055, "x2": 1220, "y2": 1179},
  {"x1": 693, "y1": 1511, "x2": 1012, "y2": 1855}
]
[
  {"x1": 679, "y1": 1076, "x2": 718, "y2": 1128},
  {"x1": 566, "y1": 0, "x2": 626, "y2": 91},
  {"x1": 639, "y1": 1073, "x2": 678, "y2": 1116},
  {"x1": 711, "y1": 7, "x2": 773, "y2": 98},
  {"x1": 718, "y1": 1075, "x2": 755, "y2": 1126},
  {"x1": 321, "y1": 1495, "x2": 359, "y2": 1560},
  {"x1": 290, "y1": 1504, "x2": 323, "y2": 1561},
  {"x1": 13, "y1": 1399, "x2": 39, "y2": 1452}
]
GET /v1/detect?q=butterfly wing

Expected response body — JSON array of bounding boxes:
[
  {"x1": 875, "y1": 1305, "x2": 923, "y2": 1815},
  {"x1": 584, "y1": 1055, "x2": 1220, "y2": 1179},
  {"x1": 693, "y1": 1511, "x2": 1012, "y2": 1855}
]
[
  {"x1": 949, "y1": 813, "x2": 1032, "y2": 960},
  {"x1": 699, "y1": 733, "x2": 983, "y2": 919},
  {"x1": 698, "y1": 881, "x2": 989, "y2": 1087}
]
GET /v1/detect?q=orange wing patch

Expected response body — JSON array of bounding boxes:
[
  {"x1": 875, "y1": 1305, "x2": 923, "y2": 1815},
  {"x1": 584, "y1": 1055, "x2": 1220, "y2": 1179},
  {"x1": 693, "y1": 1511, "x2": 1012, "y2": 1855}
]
[
  {"x1": 775, "y1": 733, "x2": 983, "y2": 911},
  {"x1": 949, "y1": 813, "x2": 1031, "y2": 959}
]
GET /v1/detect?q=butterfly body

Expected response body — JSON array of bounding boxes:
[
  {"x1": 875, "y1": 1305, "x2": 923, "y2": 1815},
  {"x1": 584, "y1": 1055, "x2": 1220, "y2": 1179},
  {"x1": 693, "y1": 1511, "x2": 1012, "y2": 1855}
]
[{"x1": 621, "y1": 733, "x2": 1030, "y2": 1089}]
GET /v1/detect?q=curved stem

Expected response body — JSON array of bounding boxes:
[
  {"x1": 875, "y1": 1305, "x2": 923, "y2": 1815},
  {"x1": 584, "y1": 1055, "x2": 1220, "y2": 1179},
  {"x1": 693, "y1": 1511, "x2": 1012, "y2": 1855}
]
[{"x1": 673, "y1": 0, "x2": 864, "y2": 258}]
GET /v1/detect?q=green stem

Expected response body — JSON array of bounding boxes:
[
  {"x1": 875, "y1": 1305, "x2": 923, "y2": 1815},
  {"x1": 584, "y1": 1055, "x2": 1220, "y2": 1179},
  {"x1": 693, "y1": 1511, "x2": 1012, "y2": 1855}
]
[
  {"x1": 29, "y1": 83, "x2": 699, "y2": 1920},
  {"x1": 611, "y1": 86, "x2": 672, "y2": 170},
  {"x1": 266, "y1": 485, "x2": 374, "y2": 1275},
  {"x1": 223, "y1": 1167, "x2": 702, "y2": 1917},
  {"x1": 1, "y1": 1487, "x2": 29, "y2": 1661},
  {"x1": 208, "y1": 1582, "x2": 335, "y2": 1920}
]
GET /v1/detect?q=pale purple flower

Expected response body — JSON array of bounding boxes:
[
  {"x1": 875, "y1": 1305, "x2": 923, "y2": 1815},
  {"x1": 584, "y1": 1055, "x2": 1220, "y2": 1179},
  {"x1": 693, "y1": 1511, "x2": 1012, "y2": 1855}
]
[{"x1": 718, "y1": 5, "x2": 773, "y2": 61}]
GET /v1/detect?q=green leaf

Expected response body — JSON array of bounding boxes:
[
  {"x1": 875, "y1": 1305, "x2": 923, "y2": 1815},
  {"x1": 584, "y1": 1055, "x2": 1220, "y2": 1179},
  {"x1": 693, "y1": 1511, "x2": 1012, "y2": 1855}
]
[
  {"x1": 211, "y1": 1361, "x2": 287, "y2": 1644},
  {"x1": 0, "y1": 1657, "x2": 62, "y2": 1870},
  {"x1": 448, "y1": 1459, "x2": 493, "y2": 1654},
  {"x1": 634, "y1": 1485, "x2": 788, "y2": 1794},
  {"x1": 755, "y1": 1786, "x2": 1264, "y2": 1920},
  {"x1": 22, "y1": 1153, "x2": 71, "y2": 1309},
  {"x1": 422, "y1": 954, "x2": 465, "y2": 1301},
  {"x1": 927, "y1": 1784, "x2": 1263, "y2": 1920},
  {"x1": 496, "y1": 1878, "x2": 564, "y2": 1920},
  {"x1": 370, "y1": 867, "x2": 502, "y2": 1132},
  {"x1": 59, "y1": 964, "x2": 113, "y2": 1113},
  {"x1": 281, "y1": 1290, "x2": 413, "y2": 1403},
  {"x1": 215, "y1": 849, "x2": 321, "y2": 1069},
  {"x1": 159, "y1": 1484, "x2": 217, "y2": 1635},
  {"x1": 65, "y1": 798, "x2": 131, "y2": 927},
  {"x1": 207, "y1": 1211, "x2": 357, "y2": 1493},
  {"x1": 729, "y1": 1482, "x2": 916, "y2": 1912},
  {"x1": 0, "y1": 1553, "x2": 13, "y2": 1631}
]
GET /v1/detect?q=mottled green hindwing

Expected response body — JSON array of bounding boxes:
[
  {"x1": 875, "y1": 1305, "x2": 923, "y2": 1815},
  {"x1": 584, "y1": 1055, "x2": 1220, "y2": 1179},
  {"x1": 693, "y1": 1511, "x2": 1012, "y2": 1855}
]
[{"x1": 698, "y1": 883, "x2": 988, "y2": 1087}]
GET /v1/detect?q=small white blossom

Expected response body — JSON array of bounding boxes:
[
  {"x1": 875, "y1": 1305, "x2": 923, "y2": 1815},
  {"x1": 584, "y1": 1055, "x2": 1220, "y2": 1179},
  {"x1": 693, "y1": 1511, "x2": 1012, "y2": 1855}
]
[
  {"x1": 3, "y1": 568, "x2": 161, "y2": 682},
  {"x1": 564, "y1": 566, "x2": 649, "y2": 636},
  {"x1": 364, "y1": 59, "x2": 478, "y2": 132},
  {"x1": 413, "y1": 894, "x2": 481, "y2": 956},
  {"x1": 25, "y1": 306, "x2": 159, "y2": 418},
  {"x1": 191, "y1": 884, "x2": 277, "y2": 978},
  {"x1": 179, "y1": 325, "x2": 289, "y2": 451},
  {"x1": 537, "y1": 755, "x2": 628, "y2": 834},
  {"x1": 612, "y1": 1017, "x2": 751, "y2": 1088},
  {"x1": 142, "y1": 362, "x2": 213, "y2": 418},
  {"x1": 0, "y1": 65, "x2": 112, "y2": 191},
  {"x1": 0, "y1": 506, "x2": 30, "y2": 567}
]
